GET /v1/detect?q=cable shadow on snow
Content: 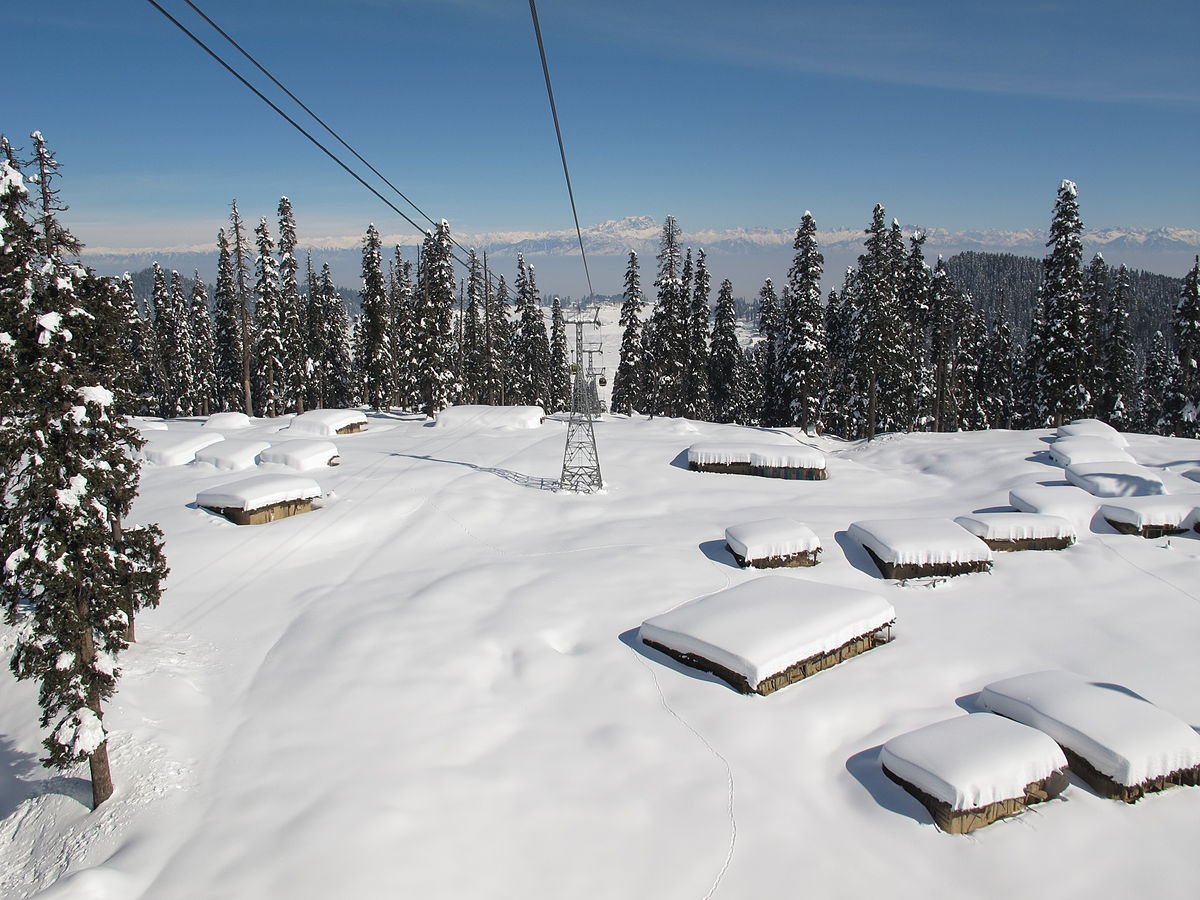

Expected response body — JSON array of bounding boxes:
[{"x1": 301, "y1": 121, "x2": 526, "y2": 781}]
[
  {"x1": 699, "y1": 539, "x2": 741, "y2": 569},
  {"x1": 390, "y1": 453, "x2": 559, "y2": 491},
  {"x1": 844, "y1": 744, "x2": 935, "y2": 827},
  {"x1": 618, "y1": 628, "x2": 740, "y2": 693}
]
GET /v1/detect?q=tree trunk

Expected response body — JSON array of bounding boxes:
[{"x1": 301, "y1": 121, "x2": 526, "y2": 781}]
[
  {"x1": 79, "y1": 610, "x2": 115, "y2": 809},
  {"x1": 88, "y1": 730, "x2": 115, "y2": 809}
]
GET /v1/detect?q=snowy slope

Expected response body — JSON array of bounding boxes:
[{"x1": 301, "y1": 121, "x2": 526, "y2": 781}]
[{"x1": 2, "y1": 417, "x2": 1200, "y2": 899}]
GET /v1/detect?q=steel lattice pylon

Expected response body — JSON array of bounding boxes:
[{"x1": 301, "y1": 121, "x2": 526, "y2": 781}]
[{"x1": 559, "y1": 314, "x2": 603, "y2": 493}]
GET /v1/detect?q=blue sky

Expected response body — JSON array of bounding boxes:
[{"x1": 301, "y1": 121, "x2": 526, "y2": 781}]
[{"x1": 7, "y1": 0, "x2": 1198, "y2": 251}]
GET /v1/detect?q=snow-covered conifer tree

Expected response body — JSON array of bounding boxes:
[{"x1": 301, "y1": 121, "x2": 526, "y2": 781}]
[
  {"x1": 189, "y1": 274, "x2": 216, "y2": 416},
  {"x1": 611, "y1": 251, "x2": 645, "y2": 415},
  {"x1": 708, "y1": 278, "x2": 742, "y2": 423},
  {"x1": 549, "y1": 296, "x2": 570, "y2": 413},
  {"x1": 781, "y1": 212, "x2": 828, "y2": 432},
  {"x1": 359, "y1": 224, "x2": 394, "y2": 409},
  {"x1": 252, "y1": 219, "x2": 284, "y2": 416},
  {"x1": 212, "y1": 228, "x2": 245, "y2": 412},
  {"x1": 1098, "y1": 264, "x2": 1138, "y2": 429},
  {"x1": 413, "y1": 221, "x2": 459, "y2": 416},
  {"x1": 228, "y1": 202, "x2": 255, "y2": 415},
  {"x1": 277, "y1": 197, "x2": 307, "y2": 414},
  {"x1": 684, "y1": 248, "x2": 712, "y2": 421},
  {"x1": 1172, "y1": 256, "x2": 1200, "y2": 435},
  {"x1": 512, "y1": 253, "x2": 551, "y2": 408}
]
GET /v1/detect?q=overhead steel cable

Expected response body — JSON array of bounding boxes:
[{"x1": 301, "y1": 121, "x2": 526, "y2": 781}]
[
  {"x1": 144, "y1": 0, "x2": 485, "y2": 280},
  {"x1": 527, "y1": 0, "x2": 594, "y2": 300}
]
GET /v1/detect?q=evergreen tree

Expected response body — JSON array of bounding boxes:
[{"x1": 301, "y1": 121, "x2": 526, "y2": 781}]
[
  {"x1": 512, "y1": 253, "x2": 551, "y2": 408},
  {"x1": 978, "y1": 314, "x2": 1016, "y2": 430},
  {"x1": 781, "y1": 212, "x2": 828, "y2": 432},
  {"x1": 479, "y1": 269, "x2": 511, "y2": 406},
  {"x1": 1081, "y1": 253, "x2": 1110, "y2": 415},
  {"x1": 684, "y1": 248, "x2": 712, "y2": 420},
  {"x1": 309, "y1": 263, "x2": 354, "y2": 409},
  {"x1": 460, "y1": 250, "x2": 485, "y2": 403},
  {"x1": 898, "y1": 232, "x2": 932, "y2": 430},
  {"x1": 852, "y1": 206, "x2": 906, "y2": 439},
  {"x1": 228, "y1": 201, "x2": 255, "y2": 415},
  {"x1": 1172, "y1": 256, "x2": 1200, "y2": 435},
  {"x1": 359, "y1": 224, "x2": 394, "y2": 409},
  {"x1": 388, "y1": 247, "x2": 418, "y2": 410},
  {"x1": 822, "y1": 276, "x2": 861, "y2": 439},
  {"x1": 756, "y1": 278, "x2": 787, "y2": 425},
  {"x1": 413, "y1": 221, "x2": 459, "y2": 416},
  {"x1": 611, "y1": 250, "x2": 645, "y2": 415},
  {"x1": 0, "y1": 136, "x2": 34, "y2": 417},
  {"x1": 644, "y1": 216, "x2": 687, "y2": 417},
  {"x1": 189, "y1": 273, "x2": 217, "y2": 416},
  {"x1": 1138, "y1": 331, "x2": 1177, "y2": 435},
  {"x1": 114, "y1": 274, "x2": 160, "y2": 416},
  {"x1": 0, "y1": 137, "x2": 167, "y2": 810},
  {"x1": 549, "y1": 296, "x2": 570, "y2": 412},
  {"x1": 708, "y1": 278, "x2": 742, "y2": 423},
  {"x1": 212, "y1": 228, "x2": 245, "y2": 412},
  {"x1": 1029, "y1": 180, "x2": 1089, "y2": 426},
  {"x1": 739, "y1": 347, "x2": 764, "y2": 426},
  {"x1": 276, "y1": 197, "x2": 307, "y2": 414},
  {"x1": 153, "y1": 268, "x2": 194, "y2": 417},
  {"x1": 252, "y1": 218, "x2": 283, "y2": 417},
  {"x1": 1098, "y1": 264, "x2": 1139, "y2": 429}
]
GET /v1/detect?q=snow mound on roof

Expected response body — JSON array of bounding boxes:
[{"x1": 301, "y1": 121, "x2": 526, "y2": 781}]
[
  {"x1": 1099, "y1": 496, "x2": 1200, "y2": 529},
  {"x1": 880, "y1": 714, "x2": 1068, "y2": 810},
  {"x1": 686, "y1": 442, "x2": 763, "y2": 465},
  {"x1": 1065, "y1": 461, "x2": 1166, "y2": 497},
  {"x1": 1058, "y1": 420, "x2": 1129, "y2": 447},
  {"x1": 954, "y1": 513, "x2": 1075, "y2": 542},
  {"x1": 1048, "y1": 437, "x2": 1134, "y2": 467},
  {"x1": 434, "y1": 405, "x2": 546, "y2": 429},
  {"x1": 725, "y1": 518, "x2": 821, "y2": 560},
  {"x1": 979, "y1": 670, "x2": 1200, "y2": 787},
  {"x1": 285, "y1": 409, "x2": 368, "y2": 436},
  {"x1": 749, "y1": 446, "x2": 826, "y2": 469},
  {"x1": 140, "y1": 432, "x2": 225, "y2": 466},
  {"x1": 258, "y1": 440, "x2": 340, "y2": 470},
  {"x1": 848, "y1": 518, "x2": 992, "y2": 566},
  {"x1": 194, "y1": 439, "x2": 272, "y2": 472},
  {"x1": 203, "y1": 412, "x2": 253, "y2": 430},
  {"x1": 196, "y1": 474, "x2": 322, "y2": 511},
  {"x1": 1008, "y1": 484, "x2": 1099, "y2": 528},
  {"x1": 639, "y1": 577, "x2": 894, "y2": 692},
  {"x1": 130, "y1": 417, "x2": 168, "y2": 432}
]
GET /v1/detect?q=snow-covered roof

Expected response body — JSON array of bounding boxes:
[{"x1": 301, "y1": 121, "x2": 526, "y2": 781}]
[
  {"x1": 203, "y1": 412, "x2": 254, "y2": 430},
  {"x1": 1183, "y1": 468, "x2": 1200, "y2": 485},
  {"x1": 1058, "y1": 420, "x2": 1128, "y2": 447},
  {"x1": 686, "y1": 442, "x2": 762, "y2": 465},
  {"x1": 848, "y1": 518, "x2": 992, "y2": 566},
  {"x1": 1099, "y1": 496, "x2": 1200, "y2": 529},
  {"x1": 435, "y1": 405, "x2": 545, "y2": 429},
  {"x1": 140, "y1": 432, "x2": 225, "y2": 466},
  {"x1": 194, "y1": 439, "x2": 272, "y2": 472},
  {"x1": 725, "y1": 518, "x2": 821, "y2": 560},
  {"x1": 1048, "y1": 437, "x2": 1134, "y2": 468},
  {"x1": 1008, "y1": 484, "x2": 1100, "y2": 526},
  {"x1": 880, "y1": 714, "x2": 1068, "y2": 811},
  {"x1": 749, "y1": 446, "x2": 826, "y2": 469},
  {"x1": 130, "y1": 417, "x2": 168, "y2": 432},
  {"x1": 979, "y1": 670, "x2": 1200, "y2": 788},
  {"x1": 639, "y1": 577, "x2": 894, "y2": 692},
  {"x1": 953, "y1": 512, "x2": 1076, "y2": 542},
  {"x1": 258, "y1": 440, "x2": 340, "y2": 471},
  {"x1": 196, "y1": 474, "x2": 322, "y2": 511},
  {"x1": 1065, "y1": 461, "x2": 1165, "y2": 498},
  {"x1": 285, "y1": 409, "x2": 368, "y2": 437}
]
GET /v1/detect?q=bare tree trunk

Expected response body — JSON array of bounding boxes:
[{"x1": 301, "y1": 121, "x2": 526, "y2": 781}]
[{"x1": 78, "y1": 605, "x2": 115, "y2": 809}]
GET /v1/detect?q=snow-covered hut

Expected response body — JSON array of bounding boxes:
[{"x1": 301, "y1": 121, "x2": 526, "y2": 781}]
[
  {"x1": 1048, "y1": 436, "x2": 1134, "y2": 468},
  {"x1": 1099, "y1": 496, "x2": 1200, "y2": 539},
  {"x1": 748, "y1": 446, "x2": 827, "y2": 481},
  {"x1": 1065, "y1": 461, "x2": 1165, "y2": 498},
  {"x1": 638, "y1": 577, "x2": 894, "y2": 696},
  {"x1": 724, "y1": 518, "x2": 822, "y2": 568},
  {"x1": 979, "y1": 671, "x2": 1200, "y2": 803},
  {"x1": 1008, "y1": 484, "x2": 1100, "y2": 531},
  {"x1": 1057, "y1": 419, "x2": 1129, "y2": 447},
  {"x1": 953, "y1": 513, "x2": 1076, "y2": 551},
  {"x1": 686, "y1": 442, "x2": 758, "y2": 475},
  {"x1": 879, "y1": 714, "x2": 1069, "y2": 834},
  {"x1": 194, "y1": 439, "x2": 272, "y2": 472},
  {"x1": 286, "y1": 408, "x2": 368, "y2": 436},
  {"x1": 848, "y1": 518, "x2": 993, "y2": 580},
  {"x1": 196, "y1": 474, "x2": 322, "y2": 526},
  {"x1": 434, "y1": 405, "x2": 545, "y2": 429},
  {"x1": 140, "y1": 431, "x2": 225, "y2": 466},
  {"x1": 258, "y1": 440, "x2": 341, "y2": 470},
  {"x1": 202, "y1": 411, "x2": 253, "y2": 430}
]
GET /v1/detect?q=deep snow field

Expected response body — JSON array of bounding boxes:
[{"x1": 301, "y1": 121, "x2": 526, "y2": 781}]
[{"x1": 2, "y1": 411, "x2": 1200, "y2": 899}]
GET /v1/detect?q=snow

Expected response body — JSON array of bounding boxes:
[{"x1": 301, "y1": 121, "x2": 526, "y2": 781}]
[
  {"x1": 953, "y1": 512, "x2": 1075, "y2": 542},
  {"x1": 435, "y1": 405, "x2": 546, "y2": 429},
  {"x1": 639, "y1": 576, "x2": 894, "y2": 691},
  {"x1": 202, "y1": 412, "x2": 253, "y2": 430},
  {"x1": 284, "y1": 408, "x2": 368, "y2": 437},
  {"x1": 1099, "y1": 496, "x2": 1200, "y2": 530},
  {"x1": 129, "y1": 417, "x2": 168, "y2": 432},
  {"x1": 748, "y1": 446, "x2": 826, "y2": 469},
  {"x1": 1058, "y1": 420, "x2": 1129, "y2": 447},
  {"x1": 193, "y1": 439, "x2": 273, "y2": 472},
  {"x1": 1048, "y1": 436, "x2": 1135, "y2": 467},
  {"x1": 879, "y1": 714, "x2": 1068, "y2": 810},
  {"x1": 257, "y1": 440, "x2": 340, "y2": 470},
  {"x1": 139, "y1": 432, "x2": 225, "y2": 466},
  {"x1": 1008, "y1": 483, "x2": 1101, "y2": 529},
  {"x1": 195, "y1": 474, "x2": 321, "y2": 511},
  {"x1": 979, "y1": 671, "x2": 1200, "y2": 787},
  {"x1": 1065, "y1": 461, "x2": 1166, "y2": 497},
  {"x1": 77, "y1": 385, "x2": 114, "y2": 408},
  {"x1": 848, "y1": 518, "x2": 993, "y2": 566},
  {"x1": 724, "y1": 518, "x2": 821, "y2": 560},
  {"x1": 5, "y1": 419, "x2": 1200, "y2": 899},
  {"x1": 1183, "y1": 468, "x2": 1200, "y2": 485},
  {"x1": 686, "y1": 441, "x2": 761, "y2": 465}
]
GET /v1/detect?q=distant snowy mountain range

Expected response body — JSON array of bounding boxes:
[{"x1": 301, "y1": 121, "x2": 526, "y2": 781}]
[{"x1": 82, "y1": 216, "x2": 1200, "y2": 297}]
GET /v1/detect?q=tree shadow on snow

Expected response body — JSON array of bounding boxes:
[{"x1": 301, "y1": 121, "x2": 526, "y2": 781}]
[
  {"x1": 391, "y1": 454, "x2": 559, "y2": 491},
  {"x1": 617, "y1": 628, "x2": 738, "y2": 693},
  {"x1": 698, "y1": 539, "x2": 741, "y2": 569},
  {"x1": 844, "y1": 744, "x2": 935, "y2": 827},
  {"x1": 834, "y1": 530, "x2": 883, "y2": 580},
  {"x1": 0, "y1": 736, "x2": 92, "y2": 817}
]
